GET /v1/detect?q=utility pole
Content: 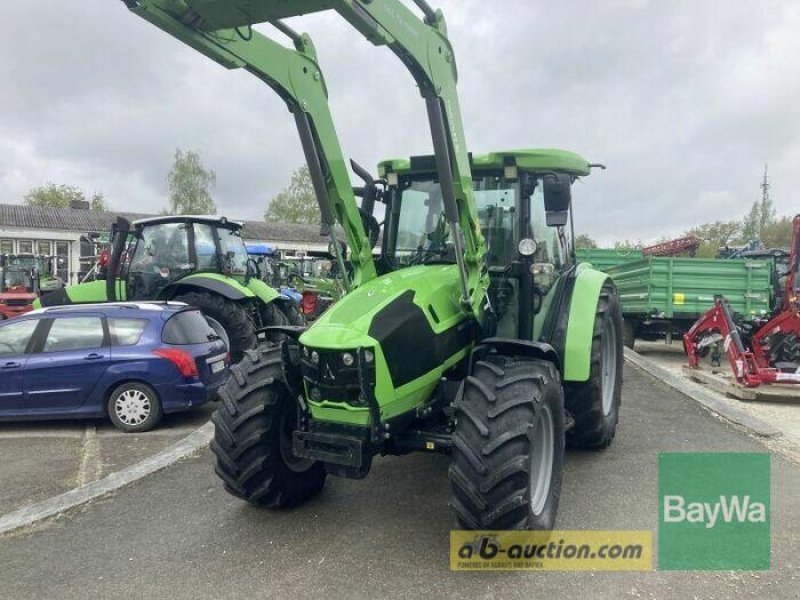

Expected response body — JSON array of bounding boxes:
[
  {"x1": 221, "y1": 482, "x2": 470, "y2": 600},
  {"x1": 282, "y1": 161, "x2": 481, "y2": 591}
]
[{"x1": 761, "y1": 164, "x2": 770, "y2": 206}]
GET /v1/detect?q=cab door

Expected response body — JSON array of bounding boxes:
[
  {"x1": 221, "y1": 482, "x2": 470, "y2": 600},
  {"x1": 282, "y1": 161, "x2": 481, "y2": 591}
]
[
  {"x1": 0, "y1": 318, "x2": 40, "y2": 413},
  {"x1": 23, "y1": 314, "x2": 110, "y2": 411}
]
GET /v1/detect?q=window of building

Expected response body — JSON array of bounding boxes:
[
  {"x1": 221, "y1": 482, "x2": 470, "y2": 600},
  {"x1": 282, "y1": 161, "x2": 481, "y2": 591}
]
[
  {"x1": 0, "y1": 240, "x2": 13, "y2": 255},
  {"x1": 55, "y1": 241, "x2": 70, "y2": 282},
  {"x1": 18, "y1": 240, "x2": 33, "y2": 254},
  {"x1": 36, "y1": 241, "x2": 52, "y2": 256}
]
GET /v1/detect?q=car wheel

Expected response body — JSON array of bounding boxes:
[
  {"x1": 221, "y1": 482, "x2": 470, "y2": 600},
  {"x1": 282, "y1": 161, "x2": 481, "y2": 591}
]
[{"x1": 107, "y1": 382, "x2": 163, "y2": 433}]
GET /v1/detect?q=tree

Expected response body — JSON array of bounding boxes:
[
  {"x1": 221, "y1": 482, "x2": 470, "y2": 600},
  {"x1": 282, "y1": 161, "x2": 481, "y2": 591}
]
[
  {"x1": 264, "y1": 166, "x2": 318, "y2": 224},
  {"x1": 684, "y1": 220, "x2": 742, "y2": 258},
  {"x1": 24, "y1": 183, "x2": 109, "y2": 212},
  {"x1": 574, "y1": 234, "x2": 598, "y2": 249},
  {"x1": 760, "y1": 215, "x2": 794, "y2": 248},
  {"x1": 166, "y1": 149, "x2": 217, "y2": 215},
  {"x1": 90, "y1": 192, "x2": 107, "y2": 213},
  {"x1": 24, "y1": 183, "x2": 87, "y2": 209}
]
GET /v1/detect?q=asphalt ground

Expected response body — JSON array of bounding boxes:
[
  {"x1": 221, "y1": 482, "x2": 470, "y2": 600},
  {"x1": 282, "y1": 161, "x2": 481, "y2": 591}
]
[
  {"x1": 1, "y1": 364, "x2": 798, "y2": 599},
  {"x1": 0, "y1": 404, "x2": 214, "y2": 515}
]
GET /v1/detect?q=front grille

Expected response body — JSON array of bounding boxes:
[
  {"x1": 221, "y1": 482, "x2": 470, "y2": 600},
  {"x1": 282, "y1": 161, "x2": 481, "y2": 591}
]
[
  {"x1": 4, "y1": 299, "x2": 31, "y2": 306},
  {"x1": 300, "y1": 348, "x2": 363, "y2": 405}
]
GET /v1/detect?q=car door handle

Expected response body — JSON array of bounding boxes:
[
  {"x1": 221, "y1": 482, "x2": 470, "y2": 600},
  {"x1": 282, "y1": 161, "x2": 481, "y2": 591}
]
[
  {"x1": 1, "y1": 361, "x2": 21, "y2": 369},
  {"x1": 84, "y1": 353, "x2": 104, "y2": 361}
]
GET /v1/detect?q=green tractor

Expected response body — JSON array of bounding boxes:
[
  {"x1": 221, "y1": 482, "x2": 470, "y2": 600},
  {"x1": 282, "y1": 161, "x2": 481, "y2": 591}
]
[
  {"x1": 38, "y1": 215, "x2": 303, "y2": 360},
  {"x1": 123, "y1": 0, "x2": 622, "y2": 530}
]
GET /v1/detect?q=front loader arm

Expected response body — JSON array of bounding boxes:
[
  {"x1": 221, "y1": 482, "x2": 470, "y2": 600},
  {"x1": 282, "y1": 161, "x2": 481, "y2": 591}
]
[
  {"x1": 131, "y1": 0, "x2": 488, "y2": 315},
  {"x1": 124, "y1": 0, "x2": 377, "y2": 289},
  {"x1": 331, "y1": 0, "x2": 487, "y2": 313}
]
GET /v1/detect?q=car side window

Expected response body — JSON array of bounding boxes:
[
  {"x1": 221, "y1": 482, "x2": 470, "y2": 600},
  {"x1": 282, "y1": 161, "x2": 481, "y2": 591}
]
[
  {"x1": 0, "y1": 319, "x2": 39, "y2": 358},
  {"x1": 108, "y1": 318, "x2": 149, "y2": 347},
  {"x1": 42, "y1": 317, "x2": 105, "y2": 353}
]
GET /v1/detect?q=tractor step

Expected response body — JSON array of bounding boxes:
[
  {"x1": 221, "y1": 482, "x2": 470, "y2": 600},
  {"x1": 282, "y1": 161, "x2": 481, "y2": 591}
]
[
  {"x1": 564, "y1": 413, "x2": 575, "y2": 432},
  {"x1": 292, "y1": 430, "x2": 365, "y2": 468}
]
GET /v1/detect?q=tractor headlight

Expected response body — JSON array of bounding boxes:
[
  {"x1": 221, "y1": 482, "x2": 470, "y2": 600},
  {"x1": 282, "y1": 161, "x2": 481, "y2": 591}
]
[
  {"x1": 364, "y1": 349, "x2": 374, "y2": 364},
  {"x1": 342, "y1": 352, "x2": 354, "y2": 367},
  {"x1": 311, "y1": 351, "x2": 319, "y2": 364}
]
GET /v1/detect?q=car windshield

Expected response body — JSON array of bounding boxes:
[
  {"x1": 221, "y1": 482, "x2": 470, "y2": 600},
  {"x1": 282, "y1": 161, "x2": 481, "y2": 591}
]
[{"x1": 390, "y1": 175, "x2": 518, "y2": 268}]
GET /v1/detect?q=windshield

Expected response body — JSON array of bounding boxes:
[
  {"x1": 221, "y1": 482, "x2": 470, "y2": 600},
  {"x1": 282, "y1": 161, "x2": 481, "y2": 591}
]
[
  {"x1": 2, "y1": 267, "x2": 33, "y2": 291},
  {"x1": 389, "y1": 175, "x2": 519, "y2": 268},
  {"x1": 391, "y1": 180, "x2": 449, "y2": 267}
]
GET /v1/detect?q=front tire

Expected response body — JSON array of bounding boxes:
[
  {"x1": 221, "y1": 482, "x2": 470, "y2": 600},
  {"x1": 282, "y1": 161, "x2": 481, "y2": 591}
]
[
  {"x1": 107, "y1": 382, "x2": 163, "y2": 433},
  {"x1": 211, "y1": 344, "x2": 327, "y2": 507},
  {"x1": 449, "y1": 356, "x2": 565, "y2": 530},
  {"x1": 172, "y1": 291, "x2": 255, "y2": 363},
  {"x1": 564, "y1": 283, "x2": 623, "y2": 449}
]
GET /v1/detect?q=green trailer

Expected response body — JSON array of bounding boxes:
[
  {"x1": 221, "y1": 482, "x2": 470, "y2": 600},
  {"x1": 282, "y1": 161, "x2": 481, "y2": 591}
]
[
  {"x1": 575, "y1": 248, "x2": 644, "y2": 272},
  {"x1": 606, "y1": 256, "x2": 773, "y2": 347}
]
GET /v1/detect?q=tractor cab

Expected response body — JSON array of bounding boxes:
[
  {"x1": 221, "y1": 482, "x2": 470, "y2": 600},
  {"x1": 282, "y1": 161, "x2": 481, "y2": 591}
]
[
  {"x1": 378, "y1": 149, "x2": 593, "y2": 339},
  {"x1": 0, "y1": 254, "x2": 40, "y2": 319},
  {"x1": 124, "y1": 216, "x2": 251, "y2": 300}
]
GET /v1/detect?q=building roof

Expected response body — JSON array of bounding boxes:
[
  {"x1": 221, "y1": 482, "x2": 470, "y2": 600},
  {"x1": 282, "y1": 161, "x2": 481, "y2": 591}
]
[{"x1": 0, "y1": 203, "x2": 326, "y2": 245}]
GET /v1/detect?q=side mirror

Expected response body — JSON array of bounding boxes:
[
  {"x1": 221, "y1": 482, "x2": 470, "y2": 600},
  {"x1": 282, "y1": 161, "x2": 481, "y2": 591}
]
[{"x1": 542, "y1": 173, "x2": 572, "y2": 227}]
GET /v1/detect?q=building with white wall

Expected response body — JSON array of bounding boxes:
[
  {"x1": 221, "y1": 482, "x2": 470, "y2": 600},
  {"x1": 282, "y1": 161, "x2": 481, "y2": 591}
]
[{"x1": 0, "y1": 203, "x2": 329, "y2": 285}]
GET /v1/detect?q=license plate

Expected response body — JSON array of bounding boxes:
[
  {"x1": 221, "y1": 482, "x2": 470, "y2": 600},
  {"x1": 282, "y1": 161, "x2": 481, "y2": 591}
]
[{"x1": 210, "y1": 360, "x2": 225, "y2": 374}]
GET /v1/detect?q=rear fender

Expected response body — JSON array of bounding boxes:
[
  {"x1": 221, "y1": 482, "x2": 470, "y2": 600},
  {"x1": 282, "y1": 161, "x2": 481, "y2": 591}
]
[{"x1": 161, "y1": 274, "x2": 255, "y2": 302}]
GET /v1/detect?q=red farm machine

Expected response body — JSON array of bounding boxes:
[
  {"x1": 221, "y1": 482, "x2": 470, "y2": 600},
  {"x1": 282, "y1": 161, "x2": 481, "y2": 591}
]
[{"x1": 684, "y1": 215, "x2": 800, "y2": 387}]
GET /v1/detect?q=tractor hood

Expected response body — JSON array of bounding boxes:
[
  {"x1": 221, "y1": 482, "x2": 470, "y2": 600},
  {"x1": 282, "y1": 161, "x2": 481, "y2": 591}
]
[{"x1": 299, "y1": 265, "x2": 464, "y2": 350}]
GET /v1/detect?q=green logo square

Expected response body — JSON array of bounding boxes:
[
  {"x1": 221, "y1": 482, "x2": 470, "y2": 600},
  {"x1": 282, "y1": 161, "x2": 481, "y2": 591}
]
[{"x1": 658, "y1": 452, "x2": 770, "y2": 570}]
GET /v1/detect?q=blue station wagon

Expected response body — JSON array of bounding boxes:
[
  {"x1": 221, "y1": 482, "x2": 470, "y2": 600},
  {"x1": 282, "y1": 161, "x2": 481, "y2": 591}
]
[{"x1": 0, "y1": 302, "x2": 229, "y2": 432}]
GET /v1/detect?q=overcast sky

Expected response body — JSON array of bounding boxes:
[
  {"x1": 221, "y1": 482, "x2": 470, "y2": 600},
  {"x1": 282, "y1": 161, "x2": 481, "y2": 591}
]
[{"x1": 1, "y1": 0, "x2": 798, "y2": 244}]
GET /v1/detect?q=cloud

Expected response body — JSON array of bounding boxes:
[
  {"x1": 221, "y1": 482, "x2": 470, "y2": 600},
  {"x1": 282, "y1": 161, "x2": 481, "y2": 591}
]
[{"x1": 1, "y1": 0, "x2": 798, "y2": 246}]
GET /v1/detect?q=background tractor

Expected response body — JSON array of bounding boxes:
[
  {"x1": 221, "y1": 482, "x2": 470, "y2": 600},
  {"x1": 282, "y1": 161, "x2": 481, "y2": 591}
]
[
  {"x1": 123, "y1": 0, "x2": 622, "y2": 530},
  {"x1": 0, "y1": 254, "x2": 64, "y2": 320},
  {"x1": 39, "y1": 215, "x2": 303, "y2": 360}
]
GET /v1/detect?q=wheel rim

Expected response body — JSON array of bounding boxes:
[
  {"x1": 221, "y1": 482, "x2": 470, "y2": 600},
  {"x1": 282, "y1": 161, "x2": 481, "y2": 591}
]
[
  {"x1": 205, "y1": 316, "x2": 230, "y2": 351},
  {"x1": 600, "y1": 313, "x2": 618, "y2": 416},
  {"x1": 279, "y1": 403, "x2": 315, "y2": 473},
  {"x1": 529, "y1": 403, "x2": 555, "y2": 517},
  {"x1": 114, "y1": 389, "x2": 152, "y2": 426}
]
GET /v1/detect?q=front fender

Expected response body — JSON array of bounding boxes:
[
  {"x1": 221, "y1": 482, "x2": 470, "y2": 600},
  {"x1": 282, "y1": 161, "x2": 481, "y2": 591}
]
[
  {"x1": 562, "y1": 264, "x2": 610, "y2": 382},
  {"x1": 245, "y1": 277, "x2": 281, "y2": 304}
]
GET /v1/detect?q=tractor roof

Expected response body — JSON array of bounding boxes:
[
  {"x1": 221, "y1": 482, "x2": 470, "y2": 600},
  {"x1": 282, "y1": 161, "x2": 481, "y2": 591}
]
[
  {"x1": 377, "y1": 149, "x2": 592, "y2": 178},
  {"x1": 133, "y1": 215, "x2": 244, "y2": 229}
]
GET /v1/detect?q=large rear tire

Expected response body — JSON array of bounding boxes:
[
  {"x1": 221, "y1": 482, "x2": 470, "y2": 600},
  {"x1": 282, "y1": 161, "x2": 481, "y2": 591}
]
[
  {"x1": 449, "y1": 356, "x2": 565, "y2": 530},
  {"x1": 211, "y1": 344, "x2": 327, "y2": 508},
  {"x1": 172, "y1": 291, "x2": 255, "y2": 363},
  {"x1": 564, "y1": 283, "x2": 623, "y2": 449}
]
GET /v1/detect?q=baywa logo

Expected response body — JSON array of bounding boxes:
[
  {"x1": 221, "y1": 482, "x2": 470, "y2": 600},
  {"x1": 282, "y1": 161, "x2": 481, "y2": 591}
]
[
  {"x1": 658, "y1": 452, "x2": 771, "y2": 570},
  {"x1": 663, "y1": 494, "x2": 767, "y2": 528}
]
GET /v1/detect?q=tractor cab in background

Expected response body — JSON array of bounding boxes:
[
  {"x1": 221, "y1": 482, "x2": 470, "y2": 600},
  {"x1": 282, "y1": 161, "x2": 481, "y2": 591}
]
[
  {"x1": 0, "y1": 255, "x2": 41, "y2": 319},
  {"x1": 39, "y1": 215, "x2": 303, "y2": 361}
]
